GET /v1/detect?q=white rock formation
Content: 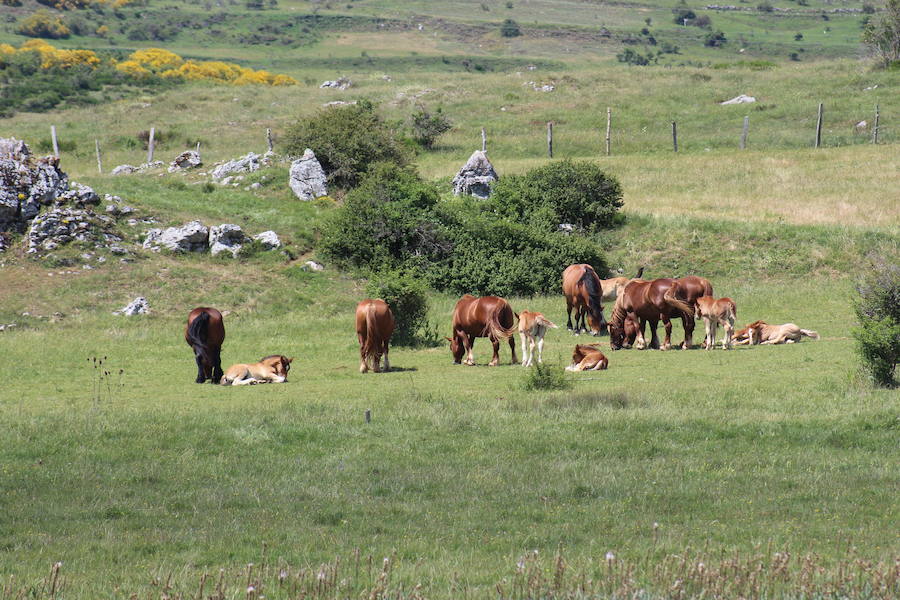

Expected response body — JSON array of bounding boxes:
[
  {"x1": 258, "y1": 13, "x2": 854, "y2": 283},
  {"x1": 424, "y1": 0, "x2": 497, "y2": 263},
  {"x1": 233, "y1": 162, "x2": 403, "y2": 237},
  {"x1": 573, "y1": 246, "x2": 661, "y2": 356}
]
[{"x1": 289, "y1": 149, "x2": 328, "y2": 201}]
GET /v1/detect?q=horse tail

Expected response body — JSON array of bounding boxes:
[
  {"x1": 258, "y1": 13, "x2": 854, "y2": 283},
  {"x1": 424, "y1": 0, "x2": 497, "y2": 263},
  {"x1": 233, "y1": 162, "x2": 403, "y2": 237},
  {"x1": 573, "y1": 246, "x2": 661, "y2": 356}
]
[
  {"x1": 727, "y1": 299, "x2": 736, "y2": 321},
  {"x1": 633, "y1": 266, "x2": 644, "y2": 279},
  {"x1": 363, "y1": 302, "x2": 379, "y2": 360},
  {"x1": 580, "y1": 269, "x2": 604, "y2": 324},
  {"x1": 800, "y1": 329, "x2": 819, "y2": 340},
  {"x1": 486, "y1": 302, "x2": 517, "y2": 341},
  {"x1": 187, "y1": 311, "x2": 213, "y2": 366},
  {"x1": 536, "y1": 315, "x2": 559, "y2": 329},
  {"x1": 663, "y1": 284, "x2": 693, "y2": 318}
]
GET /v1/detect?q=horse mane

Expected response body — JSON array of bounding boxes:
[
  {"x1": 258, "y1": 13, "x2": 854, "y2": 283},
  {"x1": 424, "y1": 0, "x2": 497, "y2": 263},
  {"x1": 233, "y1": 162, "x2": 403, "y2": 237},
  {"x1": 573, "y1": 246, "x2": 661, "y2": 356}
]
[
  {"x1": 610, "y1": 294, "x2": 628, "y2": 329},
  {"x1": 186, "y1": 311, "x2": 212, "y2": 366},
  {"x1": 580, "y1": 269, "x2": 604, "y2": 323}
]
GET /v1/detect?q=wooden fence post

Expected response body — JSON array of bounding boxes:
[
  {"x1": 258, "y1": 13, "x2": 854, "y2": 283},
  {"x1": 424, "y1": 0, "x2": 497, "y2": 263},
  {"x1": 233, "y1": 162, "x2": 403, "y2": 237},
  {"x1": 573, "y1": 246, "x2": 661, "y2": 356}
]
[
  {"x1": 196, "y1": 141, "x2": 201, "y2": 158},
  {"x1": 605, "y1": 107, "x2": 611, "y2": 156},
  {"x1": 266, "y1": 128, "x2": 274, "y2": 153},
  {"x1": 51, "y1": 126, "x2": 59, "y2": 158},
  {"x1": 815, "y1": 103, "x2": 823, "y2": 148},
  {"x1": 147, "y1": 127, "x2": 156, "y2": 163},
  {"x1": 481, "y1": 127, "x2": 486, "y2": 152},
  {"x1": 95, "y1": 139, "x2": 102, "y2": 174},
  {"x1": 872, "y1": 105, "x2": 879, "y2": 145},
  {"x1": 547, "y1": 121, "x2": 553, "y2": 158},
  {"x1": 671, "y1": 121, "x2": 678, "y2": 152},
  {"x1": 740, "y1": 116, "x2": 749, "y2": 150},
  {"x1": 364, "y1": 409, "x2": 371, "y2": 424}
]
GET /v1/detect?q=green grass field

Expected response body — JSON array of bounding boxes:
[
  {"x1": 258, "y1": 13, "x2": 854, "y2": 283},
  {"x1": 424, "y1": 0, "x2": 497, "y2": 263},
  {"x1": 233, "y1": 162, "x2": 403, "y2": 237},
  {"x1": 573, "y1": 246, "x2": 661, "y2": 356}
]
[{"x1": 2, "y1": 0, "x2": 899, "y2": 596}]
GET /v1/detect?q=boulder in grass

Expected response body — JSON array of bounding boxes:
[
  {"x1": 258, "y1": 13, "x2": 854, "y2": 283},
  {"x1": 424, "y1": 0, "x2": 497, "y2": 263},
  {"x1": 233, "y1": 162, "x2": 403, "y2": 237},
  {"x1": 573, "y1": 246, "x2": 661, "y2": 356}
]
[
  {"x1": 143, "y1": 220, "x2": 209, "y2": 253},
  {"x1": 289, "y1": 149, "x2": 328, "y2": 201},
  {"x1": 167, "y1": 150, "x2": 202, "y2": 173},
  {"x1": 115, "y1": 296, "x2": 150, "y2": 316},
  {"x1": 211, "y1": 152, "x2": 268, "y2": 181},
  {"x1": 209, "y1": 224, "x2": 247, "y2": 257},
  {"x1": 720, "y1": 94, "x2": 756, "y2": 105},
  {"x1": 253, "y1": 230, "x2": 281, "y2": 250}
]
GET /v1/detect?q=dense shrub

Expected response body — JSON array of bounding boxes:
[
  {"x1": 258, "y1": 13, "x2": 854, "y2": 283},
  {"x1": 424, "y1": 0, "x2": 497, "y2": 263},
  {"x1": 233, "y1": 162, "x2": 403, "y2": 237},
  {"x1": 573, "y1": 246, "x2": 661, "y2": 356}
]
[
  {"x1": 500, "y1": 19, "x2": 521, "y2": 37},
  {"x1": 365, "y1": 271, "x2": 431, "y2": 346},
  {"x1": 862, "y1": 0, "x2": 900, "y2": 68},
  {"x1": 410, "y1": 106, "x2": 452, "y2": 149},
  {"x1": 16, "y1": 11, "x2": 71, "y2": 39},
  {"x1": 487, "y1": 160, "x2": 623, "y2": 233},
  {"x1": 617, "y1": 48, "x2": 658, "y2": 66},
  {"x1": 704, "y1": 30, "x2": 728, "y2": 47},
  {"x1": 282, "y1": 101, "x2": 409, "y2": 189},
  {"x1": 523, "y1": 362, "x2": 572, "y2": 391},
  {"x1": 673, "y1": 9, "x2": 696, "y2": 24},
  {"x1": 318, "y1": 164, "x2": 608, "y2": 297},
  {"x1": 853, "y1": 256, "x2": 900, "y2": 387}
]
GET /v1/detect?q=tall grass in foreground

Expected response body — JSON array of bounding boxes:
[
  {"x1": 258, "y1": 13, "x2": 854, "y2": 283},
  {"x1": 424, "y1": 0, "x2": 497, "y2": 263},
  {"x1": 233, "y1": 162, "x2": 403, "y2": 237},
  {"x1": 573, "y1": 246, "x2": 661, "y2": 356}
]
[{"x1": 7, "y1": 547, "x2": 898, "y2": 599}]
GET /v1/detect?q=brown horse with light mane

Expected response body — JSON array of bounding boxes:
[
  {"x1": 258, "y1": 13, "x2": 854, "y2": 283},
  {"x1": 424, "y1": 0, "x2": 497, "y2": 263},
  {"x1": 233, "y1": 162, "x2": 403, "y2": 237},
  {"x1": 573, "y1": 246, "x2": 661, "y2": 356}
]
[
  {"x1": 608, "y1": 279, "x2": 695, "y2": 350},
  {"x1": 185, "y1": 307, "x2": 225, "y2": 383},
  {"x1": 356, "y1": 299, "x2": 395, "y2": 373},
  {"x1": 599, "y1": 267, "x2": 644, "y2": 304},
  {"x1": 562, "y1": 264, "x2": 605, "y2": 335},
  {"x1": 518, "y1": 310, "x2": 558, "y2": 367},
  {"x1": 448, "y1": 294, "x2": 518, "y2": 366}
]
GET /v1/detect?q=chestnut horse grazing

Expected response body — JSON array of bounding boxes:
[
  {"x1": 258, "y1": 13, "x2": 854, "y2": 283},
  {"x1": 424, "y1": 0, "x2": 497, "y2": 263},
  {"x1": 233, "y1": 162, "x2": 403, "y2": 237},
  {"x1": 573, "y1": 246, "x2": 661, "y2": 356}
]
[
  {"x1": 608, "y1": 279, "x2": 695, "y2": 350},
  {"x1": 356, "y1": 299, "x2": 395, "y2": 373},
  {"x1": 562, "y1": 264, "x2": 605, "y2": 335},
  {"x1": 565, "y1": 344, "x2": 609, "y2": 371},
  {"x1": 695, "y1": 296, "x2": 736, "y2": 350},
  {"x1": 518, "y1": 310, "x2": 558, "y2": 367},
  {"x1": 185, "y1": 307, "x2": 225, "y2": 383},
  {"x1": 449, "y1": 294, "x2": 518, "y2": 366},
  {"x1": 221, "y1": 355, "x2": 293, "y2": 385}
]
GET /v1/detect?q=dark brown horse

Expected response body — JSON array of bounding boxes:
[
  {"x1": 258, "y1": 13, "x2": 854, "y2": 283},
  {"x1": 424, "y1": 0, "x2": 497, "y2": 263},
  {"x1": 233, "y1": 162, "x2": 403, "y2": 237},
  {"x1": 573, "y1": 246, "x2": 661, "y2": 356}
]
[
  {"x1": 356, "y1": 299, "x2": 395, "y2": 373},
  {"x1": 185, "y1": 307, "x2": 225, "y2": 383},
  {"x1": 562, "y1": 264, "x2": 605, "y2": 335},
  {"x1": 608, "y1": 279, "x2": 694, "y2": 350},
  {"x1": 448, "y1": 294, "x2": 518, "y2": 366}
]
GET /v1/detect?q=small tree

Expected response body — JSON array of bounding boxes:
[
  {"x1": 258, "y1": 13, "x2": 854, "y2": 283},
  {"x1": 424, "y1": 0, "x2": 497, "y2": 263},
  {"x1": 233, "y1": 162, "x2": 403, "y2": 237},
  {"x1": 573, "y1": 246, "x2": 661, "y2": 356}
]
[
  {"x1": 853, "y1": 256, "x2": 900, "y2": 387},
  {"x1": 365, "y1": 271, "x2": 431, "y2": 346},
  {"x1": 282, "y1": 100, "x2": 409, "y2": 189},
  {"x1": 862, "y1": 0, "x2": 900, "y2": 68},
  {"x1": 500, "y1": 18, "x2": 521, "y2": 37},
  {"x1": 410, "y1": 106, "x2": 452, "y2": 149}
]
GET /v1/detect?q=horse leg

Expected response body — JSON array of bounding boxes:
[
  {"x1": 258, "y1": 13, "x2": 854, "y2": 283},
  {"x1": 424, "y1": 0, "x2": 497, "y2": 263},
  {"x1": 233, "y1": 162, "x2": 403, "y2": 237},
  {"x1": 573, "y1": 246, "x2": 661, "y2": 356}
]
[
  {"x1": 682, "y1": 312, "x2": 695, "y2": 350},
  {"x1": 519, "y1": 332, "x2": 529, "y2": 366},
  {"x1": 211, "y1": 347, "x2": 224, "y2": 383},
  {"x1": 488, "y1": 336, "x2": 500, "y2": 367},
  {"x1": 358, "y1": 334, "x2": 369, "y2": 373},
  {"x1": 509, "y1": 335, "x2": 518, "y2": 365},
  {"x1": 566, "y1": 299, "x2": 574, "y2": 332},
  {"x1": 194, "y1": 350, "x2": 207, "y2": 383},
  {"x1": 536, "y1": 336, "x2": 545, "y2": 364},
  {"x1": 464, "y1": 333, "x2": 476, "y2": 366},
  {"x1": 382, "y1": 340, "x2": 391, "y2": 372},
  {"x1": 634, "y1": 317, "x2": 647, "y2": 350},
  {"x1": 722, "y1": 318, "x2": 733, "y2": 350},
  {"x1": 649, "y1": 318, "x2": 661, "y2": 350},
  {"x1": 661, "y1": 316, "x2": 672, "y2": 351}
]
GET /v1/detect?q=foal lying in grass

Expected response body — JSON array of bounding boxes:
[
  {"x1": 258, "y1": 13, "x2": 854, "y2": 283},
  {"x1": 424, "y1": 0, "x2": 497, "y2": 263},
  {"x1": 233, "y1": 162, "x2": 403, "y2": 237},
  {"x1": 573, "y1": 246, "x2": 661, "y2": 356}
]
[
  {"x1": 220, "y1": 355, "x2": 293, "y2": 385},
  {"x1": 565, "y1": 344, "x2": 609, "y2": 371}
]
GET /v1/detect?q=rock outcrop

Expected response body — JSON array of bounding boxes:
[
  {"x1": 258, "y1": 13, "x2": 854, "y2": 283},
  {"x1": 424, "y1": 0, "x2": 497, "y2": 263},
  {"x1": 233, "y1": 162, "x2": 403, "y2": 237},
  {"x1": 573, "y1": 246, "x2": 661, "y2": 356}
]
[
  {"x1": 26, "y1": 207, "x2": 125, "y2": 255},
  {"x1": 451, "y1": 150, "x2": 499, "y2": 199},
  {"x1": 111, "y1": 161, "x2": 164, "y2": 176},
  {"x1": 320, "y1": 77, "x2": 352, "y2": 90},
  {"x1": 289, "y1": 149, "x2": 328, "y2": 201},
  {"x1": 253, "y1": 230, "x2": 281, "y2": 250},
  {"x1": 143, "y1": 220, "x2": 209, "y2": 253},
  {"x1": 210, "y1": 151, "x2": 274, "y2": 181},
  {"x1": 167, "y1": 150, "x2": 202, "y2": 173},
  {"x1": 720, "y1": 94, "x2": 756, "y2": 105},
  {"x1": 1, "y1": 138, "x2": 68, "y2": 232},
  {"x1": 115, "y1": 297, "x2": 150, "y2": 316},
  {"x1": 209, "y1": 224, "x2": 247, "y2": 257}
]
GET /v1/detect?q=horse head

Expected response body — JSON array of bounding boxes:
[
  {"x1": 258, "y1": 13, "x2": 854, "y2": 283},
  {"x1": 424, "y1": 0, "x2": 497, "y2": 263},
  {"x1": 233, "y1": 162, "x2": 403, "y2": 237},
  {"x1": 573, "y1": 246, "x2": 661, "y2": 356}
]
[{"x1": 446, "y1": 336, "x2": 464, "y2": 364}]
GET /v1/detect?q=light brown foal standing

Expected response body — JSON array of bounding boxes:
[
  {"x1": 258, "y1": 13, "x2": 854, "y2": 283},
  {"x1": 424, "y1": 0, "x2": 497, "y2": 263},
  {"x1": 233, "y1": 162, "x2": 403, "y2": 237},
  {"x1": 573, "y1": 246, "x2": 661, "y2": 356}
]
[
  {"x1": 694, "y1": 296, "x2": 737, "y2": 350},
  {"x1": 356, "y1": 299, "x2": 395, "y2": 373},
  {"x1": 518, "y1": 310, "x2": 558, "y2": 367}
]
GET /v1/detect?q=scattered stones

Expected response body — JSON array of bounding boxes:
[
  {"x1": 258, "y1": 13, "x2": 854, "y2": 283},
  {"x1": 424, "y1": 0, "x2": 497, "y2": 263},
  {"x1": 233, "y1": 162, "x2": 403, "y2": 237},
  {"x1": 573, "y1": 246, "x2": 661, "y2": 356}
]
[
  {"x1": 115, "y1": 297, "x2": 150, "y2": 316},
  {"x1": 143, "y1": 220, "x2": 209, "y2": 253},
  {"x1": 253, "y1": 230, "x2": 281, "y2": 250},
  {"x1": 320, "y1": 77, "x2": 352, "y2": 90},
  {"x1": 167, "y1": 150, "x2": 203, "y2": 173},
  {"x1": 720, "y1": 94, "x2": 756, "y2": 105},
  {"x1": 302, "y1": 260, "x2": 324, "y2": 272},
  {"x1": 56, "y1": 181, "x2": 99, "y2": 207},
  {"x1": 210, "y1": 151, "x2": 274, "y2": 181},
  {"x1": 209, "y1": 224, "x2": 247, "y2": 257},
  {"x1": 452, "y1": 150, "x2": 499, "y2": 199},
  {"x1": 111, "y1": 161, "x2": 165, "y2": 176},
  {"x1": 0, "y1": 323, "x2": 17, "y2": 332},
  {"x1": 525, "y1": 81, "x2": 555, "y2": 92},
  {"x1": 289, "y1": 149, "x2": 328, "y2": 201},
  {"x1": 323, "y1": 100, "x2": 356, "y2": 107}
]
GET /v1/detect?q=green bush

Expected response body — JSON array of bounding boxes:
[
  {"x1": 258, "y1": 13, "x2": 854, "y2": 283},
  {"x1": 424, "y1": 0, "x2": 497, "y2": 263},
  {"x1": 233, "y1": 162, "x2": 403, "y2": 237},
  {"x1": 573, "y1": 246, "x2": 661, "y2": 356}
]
[
  {"x1": 487, "y1": 160, "x2": 623, "y2": 233},
  {"x1": 704, "y1": 30, "x2": 728, "y2": 47},
  {"x1": 16, "y1": 10, "x2": 71, "y2": 39},
  {"x1": 500, "y1": 18, "x2": 521, "y2": 37},
  {"x1": 281, "y1": 100, "x2": 410, "y2": 189},
  {"x1": 409, "y1": 106, "x2": 452, "y2": 149},
  {"x1": 853, "y1": 256, "x2": 900, "y2": 387},
  {"x1": 523, "y1": 362, "x2": 572, "y2": 391},
  {"x1": 365, "y1": 271, "x2": 431, "y2": 346},
  {"x1": 673, "y1": 8, "x2": 696, "y2": 24}
]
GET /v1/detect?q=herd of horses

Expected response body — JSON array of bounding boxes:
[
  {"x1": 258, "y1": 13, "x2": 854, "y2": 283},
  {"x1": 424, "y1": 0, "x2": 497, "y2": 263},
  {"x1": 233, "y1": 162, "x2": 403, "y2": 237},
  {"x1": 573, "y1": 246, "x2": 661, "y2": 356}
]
[{"x1": 184, "y1": 264, "x2": 819, "y2": 384}]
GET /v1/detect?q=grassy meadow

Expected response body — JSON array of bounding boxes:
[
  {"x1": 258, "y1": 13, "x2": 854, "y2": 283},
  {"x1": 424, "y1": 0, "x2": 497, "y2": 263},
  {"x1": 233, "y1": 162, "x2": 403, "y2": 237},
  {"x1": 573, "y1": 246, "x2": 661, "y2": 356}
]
[{"x1": 2, "y1": 0, "x2": 900, "y2": 596}]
